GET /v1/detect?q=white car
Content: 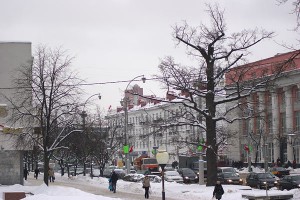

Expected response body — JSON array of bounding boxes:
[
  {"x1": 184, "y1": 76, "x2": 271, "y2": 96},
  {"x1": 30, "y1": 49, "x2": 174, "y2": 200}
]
[{"x1": 164, "y1": 171, "x2": 183, "y2": 183}]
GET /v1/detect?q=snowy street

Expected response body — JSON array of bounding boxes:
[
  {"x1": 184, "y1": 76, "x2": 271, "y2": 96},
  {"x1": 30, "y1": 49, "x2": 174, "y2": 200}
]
[
  {"x1": 24, "y1": 172, "x2": 179, "y2": 200},
  {"x1": 3, "y1": 170, "x2": 294, "y2": 200}
]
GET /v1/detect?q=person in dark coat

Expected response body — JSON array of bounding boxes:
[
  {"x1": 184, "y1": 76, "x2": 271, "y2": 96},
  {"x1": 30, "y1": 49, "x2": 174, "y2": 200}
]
[
  {"x1": 23, "y1": 167, "x2": 29, "y2": 180},
  {"x1": 34, "y1": 168, "x2": 40, "y2": 179},
  {"x1": 293, "y1": 160, "x2": 297, "y2": 169},
  {"x1": 110, "y1": 170, "x2": 119, "y2": 193},
  {"x1": 213, "y1": 181, "x2": 224, "y2": 200}
]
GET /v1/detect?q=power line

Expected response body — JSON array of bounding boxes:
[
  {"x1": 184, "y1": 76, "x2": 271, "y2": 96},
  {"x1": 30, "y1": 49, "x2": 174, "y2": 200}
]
[{"x1": 0, "y1": 77, "x2": 162, "y2": 90}]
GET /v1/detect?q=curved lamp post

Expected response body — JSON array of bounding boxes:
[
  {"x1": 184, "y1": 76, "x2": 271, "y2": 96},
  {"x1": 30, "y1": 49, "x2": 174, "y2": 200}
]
[
  {"x1": 80, "y1": 93, "x2": 101, "y2": 131},
  {"x1": 120, "y1": 75, "x2": 146, "y2": 174},
  {"x1": 80, "y1": 93, "x2": 101, "y2": 176},
  {"x1": 156, "y1": 149, "x2": 169, "y2": 200}
]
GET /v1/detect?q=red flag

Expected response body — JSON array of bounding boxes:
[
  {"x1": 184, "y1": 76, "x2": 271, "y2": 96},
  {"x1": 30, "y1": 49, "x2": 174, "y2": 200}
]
[
  {"x1": 244, "y1": 144, "x2": 249, "y2": 152},
  {"x1": 129, "y1": 146, "x2": 133, "y2": 153}
]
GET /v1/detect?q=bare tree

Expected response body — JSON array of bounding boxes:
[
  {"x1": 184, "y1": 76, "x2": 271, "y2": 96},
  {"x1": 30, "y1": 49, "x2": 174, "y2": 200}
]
[
  {"x1": 154, "y1": 4, "x2": 278, "y2": 186},
  {"x1": 278, "y1": 0, "x2": 300, "y2": 29},
  {"x1": 7, "y1": 45, "x2": 83, "y2": 185}
]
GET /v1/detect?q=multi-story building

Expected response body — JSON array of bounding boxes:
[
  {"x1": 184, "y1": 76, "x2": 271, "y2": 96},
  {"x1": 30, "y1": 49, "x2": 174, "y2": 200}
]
[
  {"x1": 104, "y1": 82, "x2": 241, "y2": 167},
  {"x1": 106, "y1": 86, "x2": 207, "y2": 164},
  {"x1": 225, "y1": 50, "x2": 300, "y2": 166},
  {"x1": 0, "y1": 42, "x2": 32, "y2": 185}
]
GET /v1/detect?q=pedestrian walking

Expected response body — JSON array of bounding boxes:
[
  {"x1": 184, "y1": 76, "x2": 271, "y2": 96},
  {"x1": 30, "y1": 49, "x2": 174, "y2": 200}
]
[
  {"x1": 34, "y1": 168, "x2": 40, "y2": 179},
  {"x1": 293, "y1": 159, "x2": 297, "y2": 169},
  {"x1": 110, "y1": 170, "x2": 118, "y2": 193},
  {"x1": 108, "y1": 177, "x2": 113, "y2": 191},
  {"x1": 23, "y1": 167, "x2": 29, "y2": 180},
  {"x1": 213, "y1": 181, "x2": 224, "y2": 200},
  {"x1": 48, "y1": 168, "x2": 55, "y2": 182},
  {"x1": 142, "y1": 175, "x2": 151, "y2": 199}
]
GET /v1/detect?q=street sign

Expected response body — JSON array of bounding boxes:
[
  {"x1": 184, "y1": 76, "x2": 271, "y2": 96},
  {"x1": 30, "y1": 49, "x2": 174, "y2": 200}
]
[{"x1": 123, "y1": 145, "x2": 129, "y2": 154}]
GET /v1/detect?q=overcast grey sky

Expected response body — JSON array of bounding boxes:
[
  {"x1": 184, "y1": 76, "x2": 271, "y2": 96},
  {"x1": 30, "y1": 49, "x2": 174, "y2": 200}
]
[{"x1": 0, "y1": 0, "x2": 298, "y2": 112}]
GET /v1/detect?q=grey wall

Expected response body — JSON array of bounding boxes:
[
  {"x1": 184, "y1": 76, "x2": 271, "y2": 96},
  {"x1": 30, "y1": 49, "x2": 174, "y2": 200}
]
[
  {"x1": 0, "y1": 150, "x2": 23, "y2": 185},
  {"x1": 0, "y1": 42, "x2": 32, "y2": 185}
]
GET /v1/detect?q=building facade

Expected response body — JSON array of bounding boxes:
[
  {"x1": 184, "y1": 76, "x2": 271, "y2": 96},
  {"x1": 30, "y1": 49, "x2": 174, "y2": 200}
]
[
  {"x1": 0, "y1": 42, "x2": 32, "y2": 185},
  {"x1": 225, "y1": 50, "x2": 300, "y2": 166},
  {"x1": 105, "y1": 82, "x2": 231, "y2": 166},
  {"x1": 106, "y1": 88, "x2": 208, "y2": 164}
]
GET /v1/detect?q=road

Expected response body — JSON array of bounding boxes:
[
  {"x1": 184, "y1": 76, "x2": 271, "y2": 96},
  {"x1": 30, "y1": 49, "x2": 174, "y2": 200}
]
[{"x1": 25, "y1": 173, "x2": 179, "y2": 200}]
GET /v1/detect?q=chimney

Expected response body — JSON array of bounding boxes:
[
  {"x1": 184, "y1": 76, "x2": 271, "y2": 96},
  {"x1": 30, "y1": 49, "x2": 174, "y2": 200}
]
[{"x1": 166, "y1": 91, "x2": 176, "y2": 101}]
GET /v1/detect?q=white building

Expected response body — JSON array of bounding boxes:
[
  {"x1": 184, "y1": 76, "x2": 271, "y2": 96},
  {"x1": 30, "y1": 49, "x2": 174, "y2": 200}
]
[
  {"x1": 106, "y1": 90, "x2": 202, "y2": 164},
  {"x1": 105, "y1": 84, "x2": 228, "y2": 164},
  {"x1": 225, "y1": 50, "x2": 300, "y2": 166}
]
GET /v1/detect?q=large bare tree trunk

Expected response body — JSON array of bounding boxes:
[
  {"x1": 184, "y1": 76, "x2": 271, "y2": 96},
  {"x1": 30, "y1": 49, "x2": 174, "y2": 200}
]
[{"x1": 154, "y1": 4, "x2": 275, "y2": 186}]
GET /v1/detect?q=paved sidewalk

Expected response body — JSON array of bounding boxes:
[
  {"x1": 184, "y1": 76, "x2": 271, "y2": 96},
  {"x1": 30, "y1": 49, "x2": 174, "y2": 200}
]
[{"x1": 25, "y1": 173, "x2": 178, "y2": 200}]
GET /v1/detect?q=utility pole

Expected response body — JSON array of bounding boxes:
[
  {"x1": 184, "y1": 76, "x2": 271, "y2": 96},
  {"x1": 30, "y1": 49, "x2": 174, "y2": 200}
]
[{"x1": 121, "y1": 75, "x2": 146, "y2": 174}]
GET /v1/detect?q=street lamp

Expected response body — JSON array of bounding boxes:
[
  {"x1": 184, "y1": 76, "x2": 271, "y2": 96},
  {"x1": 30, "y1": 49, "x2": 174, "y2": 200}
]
[
  {"x1": 80, "y1": 93, "x2": 101, "y2": 176},
  {"x1": 156, "y1": 149, "x2": 169, "y2": 200},
  {"x1": 120, "y1": 75, "x2": 146, "y2": 174},
  {"x1": 80, "y1": 93, "x2": 102, "y2": 130}
]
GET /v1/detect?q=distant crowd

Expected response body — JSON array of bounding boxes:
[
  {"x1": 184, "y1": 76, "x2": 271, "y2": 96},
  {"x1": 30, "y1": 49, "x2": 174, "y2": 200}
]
[{"x1": 231, "y1": 158, "x2": 297, "y2": 169}]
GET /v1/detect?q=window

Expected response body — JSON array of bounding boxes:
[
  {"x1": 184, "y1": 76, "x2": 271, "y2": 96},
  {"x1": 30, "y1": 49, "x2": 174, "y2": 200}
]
[
  {"x1": 280, "y1": 113, "x2": 286, "y2": 134},
  {"x1": 268, "y1": 143, "x2": 274, "y2": 163},
  {"x1": 267, "y1": 113, "x2": 273, "y2": 133},
  {"x1": 297, "y1": 89, "x2": 300, "y2": 102}
]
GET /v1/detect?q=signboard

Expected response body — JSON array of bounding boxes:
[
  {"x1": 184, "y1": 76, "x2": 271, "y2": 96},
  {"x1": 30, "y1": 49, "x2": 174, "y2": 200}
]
[{"x1": 123, "y1": 145, "x2": 129, "y2": 154}]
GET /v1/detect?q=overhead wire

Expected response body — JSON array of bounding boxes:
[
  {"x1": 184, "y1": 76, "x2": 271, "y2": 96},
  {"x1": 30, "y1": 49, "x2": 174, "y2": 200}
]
[{"x1": 0, "y1": 77, "x2": 162, "y2": 90}]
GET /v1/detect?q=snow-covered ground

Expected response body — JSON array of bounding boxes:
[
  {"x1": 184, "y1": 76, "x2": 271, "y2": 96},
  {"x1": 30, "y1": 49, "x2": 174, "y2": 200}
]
[{"x1": 1, "y1": 167, "x2": 300, "y2": 200}]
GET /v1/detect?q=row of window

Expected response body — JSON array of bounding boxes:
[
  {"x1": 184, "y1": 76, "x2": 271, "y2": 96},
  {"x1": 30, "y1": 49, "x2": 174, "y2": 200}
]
[
  {"x1": 243, "y1": 110, "x2": 300, "y2": 134},
  {"x1": 128, "y1": 125, "x2": 196, "y2": 136}
]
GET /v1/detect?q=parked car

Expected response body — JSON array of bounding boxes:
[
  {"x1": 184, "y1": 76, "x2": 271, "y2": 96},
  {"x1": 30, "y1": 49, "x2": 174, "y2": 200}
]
[
  {"x1": 269, "y1": 167, "x2": 290, "y2": 178},
  {"x1": 277, "y1": 174, "x2": 300, "y2": 190},
  {"x1": 269, "y1": 172, "x2": 279, "y2": 180},
  {"x1": 103, "y1": 168, "x2": 113, "y2": 178},
  {"x1": 164, "y1": 164, "x2": 175, "y2": 171},
  {"x1": 123, "y1": 173, "x2": 144, "y2": 182},
  {"x1": 192, "y1": 161, "x2": 207, "y2": 179},
  {"x1": 114, "y1": 169, "x2": 126, "y2": 179},
  {"x1": 246, "y1": 172, "x2": 278, "y2": 189},
  {"x1": 177, "y1": 168, "x2": 198, "y2": 183},
  {"x1": 217, "y1": 172, "x2": 243, "y2": 185},
  {"x1": 164, "y1": 171, "x2": 183, "y2": 183},
  {"x1": 217, "y1": 167, "x2": 239, "y2": 175},
  {"x1": 143, "y1": 174, "x2": 161, "y2": 183},
  {"x1": 102, "y1": 166, "x2": 118, "y2": 178}
]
